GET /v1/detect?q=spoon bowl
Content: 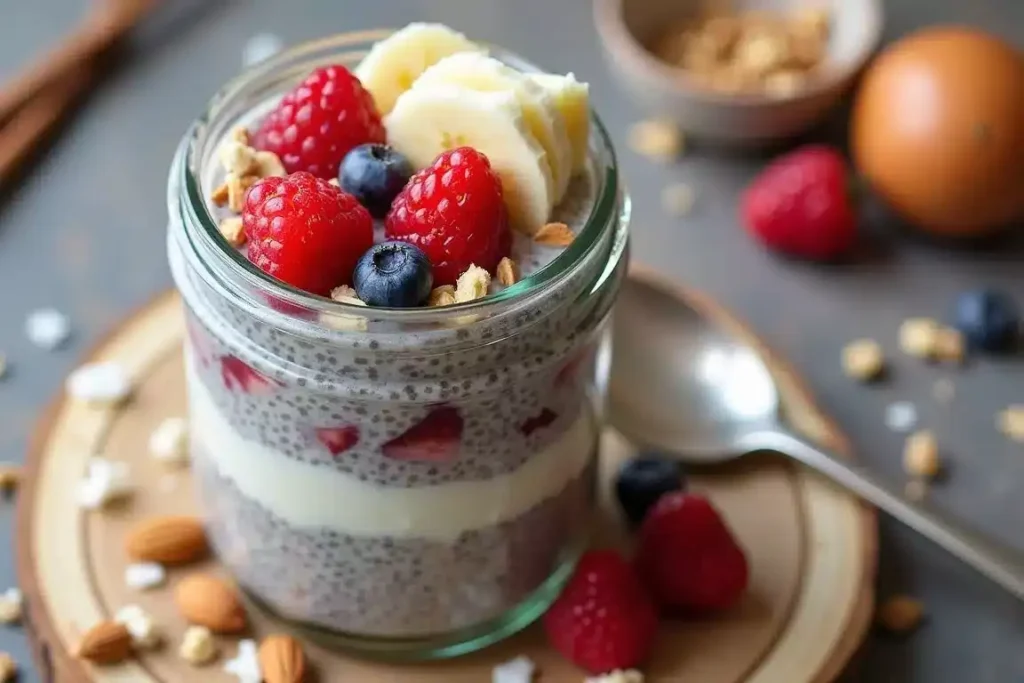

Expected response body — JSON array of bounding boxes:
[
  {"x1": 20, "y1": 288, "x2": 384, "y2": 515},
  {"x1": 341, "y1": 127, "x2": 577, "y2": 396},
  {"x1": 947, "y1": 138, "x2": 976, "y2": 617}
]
[{"x1": 608, "y1": 269, "x2": 1024, "y2": 600}]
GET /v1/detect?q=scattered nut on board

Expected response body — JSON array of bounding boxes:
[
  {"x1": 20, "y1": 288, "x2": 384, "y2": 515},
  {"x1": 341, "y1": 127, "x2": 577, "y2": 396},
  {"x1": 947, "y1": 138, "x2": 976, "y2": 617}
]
[
  {"x1": 492, "y1": 655, "x2": 536, "y2": 683},
  {"x1": 661, "y1": 182, "x2": 696, "y2": 217},
  {"x1": 903, "y1": 430, "x2": 940, "y2": 478},
  {"x1": 0, "y1": 653, "x2": 15, "y2": 683},
  {"x1": 628, "y1": 119, "x2": 685, "y2": 161},
  {"x1": 125, "y1": 562, "x2": 167, "y2": 591},
  {"x1": 75, "y1": 620, "x2": 133, "y2": 664},
  {"x1": 899, "y1": 318, "x2": 941, "y2": 360},
  {"x1": 179, "y1": 625, "x2": 218, "y2": 665},
  {"x1": 258, "y1": 634, "x2": 306, "y2": 683},
  {"x1": 586, "y1": 670, "x2": 645, "y2": 683},
  {"x1": 997, "y1": 405, "x2": 1024, "y2": 443},
  {"x1": 0, "y1": 465, "x2": 20, "y2": 495},
  {"x1": 933, "y1": 327, "x2": 965, "y2": 363},
  {"x1": 77, "y1": 457, "x2": 133, "y2": 510},
  {"x1": 175, "y1": 573, "x2": 247, "y2": 633},
  {"x1": 876, "y1": 595, "x2": 924, "y2": 634},
  {"x1": 0, "y1": 589, "x2": 22, "y2": 624},
  {"x1": 841, "y1": 339, "x2": 885, "y2": 381},
  {"x1": 125, "y1": 515, "x2": 208, "y2": 565}
]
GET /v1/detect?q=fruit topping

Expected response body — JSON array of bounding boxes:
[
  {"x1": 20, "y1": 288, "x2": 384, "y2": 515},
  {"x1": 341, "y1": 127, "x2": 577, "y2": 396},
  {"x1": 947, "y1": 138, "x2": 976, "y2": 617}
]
[
  {"x1": 740, "y1": 145, "x2": 856, "y2": 261},
  {"x1": 355, "y1": 23, "x2": 484, "y2": 116},
  {"x1": 952, "y1": 288, "x2": 1020, "y2": 352},
  {"x1": 529, "y1": 72, "x2": 590, "y2": 174},
  {"x1": 243, "y1": 172, "x2": 373, "y2": 296},
  {"x1": 385, "y1": 147, "x2": 510, "y2": 285},
  {"x1": 352, "y1": 242, "x2": 434, "y2": 308},
  {"x1": 519, "y1": 408, "x2": 558, "y2": 436},
  {"x1": 315, "y1": 426, "x2": 360, "y2": 456},
  {"x1": 414, "y1": 52, "x2": 572, "y2": 203},
  {"x1": 386, "y1": 84, "x2": 553, "y2": 235},
  {"x1": 543, "y1": 549, "x2": 658, "y2": 674},
  {"x1": 338, "y1": 144, "x2": 414, "y2": 218},
  {"x1": 382, "y1": 406, "x2": 463, "y2": 462},
  {"x1": 220, "y1": 356, "x2": 278, "y2": 395},
  {"x1": 615, "y1": 455, "x2": 687, "y2": 527},
  {"x1": 635, "y1": 492, "x2": 749, "y2": 612},
  {"x1": 253, "y1": 65, "x2": 385, "y2": 178}
]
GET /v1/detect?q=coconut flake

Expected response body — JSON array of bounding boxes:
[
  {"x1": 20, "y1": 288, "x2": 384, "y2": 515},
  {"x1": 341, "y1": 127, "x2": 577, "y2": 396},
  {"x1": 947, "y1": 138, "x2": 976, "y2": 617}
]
[
  {"x1": 225, "y1": 639, "x2": 261, "y2": 683},
  {"x1": 125, "y1": 562, "x2": 167, "y2": 591},
  {"x1": 25, "y1": 308, "x2": 70, "y2": 350},
  {"x1": 77, "y1": 457, "x2": 132, "y2": 509},
  {"x1": 66, "y1": 362, "x2": 132, "y2": 404},
  {"x1": 884, "y1": 401, "x2": 918, "y2": 433},
  {"x1": 493, "y1": 655, "x2": 536, "y2": 683}
]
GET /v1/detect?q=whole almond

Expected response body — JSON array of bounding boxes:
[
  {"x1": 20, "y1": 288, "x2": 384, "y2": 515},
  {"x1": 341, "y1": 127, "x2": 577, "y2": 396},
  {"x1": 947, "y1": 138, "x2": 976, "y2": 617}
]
[
  {"x1": 75, "y1": 620, "x2": 132, "y2": 664},
  {"x1": 259, "y1": 634, "x2": 305, "y2": 683},
  {"x1": 175, "y1": 574, "x2": 247, "y2": 634},
  {"x1": 125, "y1": 515, "x2": 208, "y2": 565}
]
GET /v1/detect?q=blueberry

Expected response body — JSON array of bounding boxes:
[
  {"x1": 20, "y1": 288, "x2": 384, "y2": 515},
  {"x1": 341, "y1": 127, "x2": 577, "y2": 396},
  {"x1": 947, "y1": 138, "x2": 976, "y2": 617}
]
[
  {"x1": 338, "y1": 144, "x2": 413, "y2": 218},
  {"x1": 615, "y1": 454, "x2": 687, "y2": 527},
  {"x1": 952, "y1": 288, "x2": 1020, "y2": 352},
  {"x1": 353, "y1": 242, "x2": 433, "y2": 307}
]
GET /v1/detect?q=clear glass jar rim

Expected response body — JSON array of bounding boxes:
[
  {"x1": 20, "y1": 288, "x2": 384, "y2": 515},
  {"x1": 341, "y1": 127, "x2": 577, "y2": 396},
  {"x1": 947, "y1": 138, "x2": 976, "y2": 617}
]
[{"x1": 176, "y1": 29, "x2": 623, "y2": 324}]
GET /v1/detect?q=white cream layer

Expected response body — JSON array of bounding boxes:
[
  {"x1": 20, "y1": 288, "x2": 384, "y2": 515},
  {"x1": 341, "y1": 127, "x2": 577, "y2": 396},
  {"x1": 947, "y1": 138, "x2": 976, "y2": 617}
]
[{"x1": 187, "y1": 363, "x2": 596, "y2": 542}]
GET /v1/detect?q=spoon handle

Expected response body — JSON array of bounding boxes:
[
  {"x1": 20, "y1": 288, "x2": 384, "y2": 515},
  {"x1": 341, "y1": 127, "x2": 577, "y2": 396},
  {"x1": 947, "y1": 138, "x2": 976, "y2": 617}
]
[{"x1": 741, "y1": 429, "x2": 1024, "y2": 600}]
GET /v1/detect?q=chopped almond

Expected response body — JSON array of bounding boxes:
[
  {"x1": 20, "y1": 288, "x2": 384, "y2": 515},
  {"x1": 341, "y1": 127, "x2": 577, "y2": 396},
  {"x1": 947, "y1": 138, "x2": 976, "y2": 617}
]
[
  {"x1": 455, "y1": 266, "x2": 491, "y2": 303},
  {"x1": 218, "y1": 217, "x2": 246, "y2": 248},
  {"x1": 534, "y1": 222, "x2": 575, "y2": 247},
  {"x1": 428, "y1": 285, "x2": 456, "y2": 307},
  {"x1": 496, "y1": 258, "x2": 518, "y2": 286}
]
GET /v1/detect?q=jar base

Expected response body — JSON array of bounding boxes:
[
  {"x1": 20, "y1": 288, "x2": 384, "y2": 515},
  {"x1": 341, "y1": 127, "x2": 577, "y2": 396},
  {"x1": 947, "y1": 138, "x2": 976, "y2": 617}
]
[{"x1": 239, "y1": 536, "x2": 588, "y2": 662}]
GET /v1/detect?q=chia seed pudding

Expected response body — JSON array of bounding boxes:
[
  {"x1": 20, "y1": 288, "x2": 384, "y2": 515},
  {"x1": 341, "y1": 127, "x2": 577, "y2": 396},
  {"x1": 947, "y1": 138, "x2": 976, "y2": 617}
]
[{"x1": 167, "y1": 27, "x2": 629, "y2": 659}]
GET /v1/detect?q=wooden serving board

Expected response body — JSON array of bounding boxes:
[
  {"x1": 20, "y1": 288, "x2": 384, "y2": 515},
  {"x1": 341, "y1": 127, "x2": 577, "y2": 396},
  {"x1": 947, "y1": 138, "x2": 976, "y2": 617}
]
[{"x1": 16, "y1": 276, "x2": 876, "y2": 683}]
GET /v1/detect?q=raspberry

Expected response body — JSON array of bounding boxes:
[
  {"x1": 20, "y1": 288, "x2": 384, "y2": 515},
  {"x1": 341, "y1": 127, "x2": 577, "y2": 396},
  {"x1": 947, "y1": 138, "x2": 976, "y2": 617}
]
[
  {"x1": 243, "y1": 172, "x2": 373, "y2": 296},
  {"x1": 543, "y1": 550, "x2": 658, "y2": 674},
  {"x1": 385, "y1": 147, "x2": 510, "y2": 286},
  {"x1": 740, "y1": 145, "x2": 857, "y2": 261},
  {"x1": 635, "y1": 492, "x2": 749, "y2": 612},
  {"x1": 253, "y1": 65, "x2": 385, "y2": 178}
]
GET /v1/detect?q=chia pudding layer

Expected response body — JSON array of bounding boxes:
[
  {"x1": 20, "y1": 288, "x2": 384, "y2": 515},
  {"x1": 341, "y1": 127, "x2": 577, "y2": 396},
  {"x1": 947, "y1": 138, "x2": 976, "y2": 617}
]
[{"x1": 167, "y1": 31, "x2": 629, "y2": 649}]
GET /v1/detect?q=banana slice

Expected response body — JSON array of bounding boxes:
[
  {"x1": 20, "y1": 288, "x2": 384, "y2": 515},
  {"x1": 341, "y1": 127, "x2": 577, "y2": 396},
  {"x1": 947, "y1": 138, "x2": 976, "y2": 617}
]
[
  {"x1": 414, "y1": 53, "x2": 572, "y2": 205},
  {"x1": 530, "y1": 73, "x2": 590, "y2": 174},
  {"x1": 387, "y1": 85, "x2": 554, "y2": 235},
  {"x1": 355, "y1": 23, "x2": 484, "y2": 115}
]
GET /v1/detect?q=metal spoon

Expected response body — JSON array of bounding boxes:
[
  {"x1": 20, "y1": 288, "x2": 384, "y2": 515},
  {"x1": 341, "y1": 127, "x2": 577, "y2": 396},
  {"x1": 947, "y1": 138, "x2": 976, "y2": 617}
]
[{"x1": 607, "y1": 273, "x2": 1024, "y2": 600}]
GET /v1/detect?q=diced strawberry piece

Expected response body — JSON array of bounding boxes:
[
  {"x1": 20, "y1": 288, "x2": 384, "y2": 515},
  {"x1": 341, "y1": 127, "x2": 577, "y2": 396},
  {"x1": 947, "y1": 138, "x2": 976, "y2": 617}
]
[
  {"x1": 315, "y1": 426, "x2": 360, "y2": 456},
  {"x1": 220, "y1": 356, "x2": 277, "y2": 395},
  {"x1": 381, "y1": 406, "x2": 463, "y2": 462}
]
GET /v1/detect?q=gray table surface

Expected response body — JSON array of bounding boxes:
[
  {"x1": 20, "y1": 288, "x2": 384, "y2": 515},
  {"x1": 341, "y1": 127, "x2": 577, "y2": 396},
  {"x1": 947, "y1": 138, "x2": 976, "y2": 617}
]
[{"x1": 1, "y1": 1, "x2": 1022, "y2": 681}]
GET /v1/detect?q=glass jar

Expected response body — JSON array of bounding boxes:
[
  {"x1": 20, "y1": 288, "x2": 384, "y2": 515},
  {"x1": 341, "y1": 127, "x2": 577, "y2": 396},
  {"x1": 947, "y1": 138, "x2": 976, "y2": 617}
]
[{"x1": 166, "y1": 30, "x2": 630, "y2": 660}]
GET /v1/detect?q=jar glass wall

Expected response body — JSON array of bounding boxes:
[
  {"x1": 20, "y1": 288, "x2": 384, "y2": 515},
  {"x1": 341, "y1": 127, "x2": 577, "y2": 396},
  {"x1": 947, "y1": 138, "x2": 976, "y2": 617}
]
[{"x1": 166, "y1": 30, "x2": 630, "y2": 660}]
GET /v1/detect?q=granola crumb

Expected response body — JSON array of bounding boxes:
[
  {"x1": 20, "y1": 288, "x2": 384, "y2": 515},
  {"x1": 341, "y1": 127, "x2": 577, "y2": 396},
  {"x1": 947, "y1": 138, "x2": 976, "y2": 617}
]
[
  {"x1": 934, "y1": 327, "x2": 965, "y2": 364},
  {"x1": 455, "y1": 265, "x2": 491, "y2": 303},
  {"x1": 0, "y1": 652, "x2": 15, "y2": 683},
  {"x1": 428, "y1": 285, "x2": 457, "y2": 307},
  {"x1": 496, "y1": 257, "x2": 518, "y2": 286},
  {"x1": 899, "y1": 318, "x2": 941, "y2": 360},
  {"x1": 876, "y1": 595, "x2": 924, "y2": 634},
  {"x1": 218, "y1": 139, "x2": 259, "y2": 177},
  {"x1": 841, "y1": 339, "x2": 885, "y2": 382},
  {"x1": 903, "y1": 430, "x2": 940, "y2": 479},
  {"x1": 253, "y1": 150, "x2": 285, "y2": 178},
  {"x1": 534, "y1": 222, "x2": 575, "y2": 247},
  {"x1": 211, "y1": 182, "x2": 230, "y2": 206},
  {"x1": 628, "y1": 118, "x2": 684, "y2": 161},
  {"x1": 329, "y1": 285, "x2": 362, "y2": 304},
  {"x1": 218, "y1": 217, "x2": 246, "y2": 248},
  {"x1": 904, "y1": 478, "x2": 928, "y2": 502},
  {"x1": 932, "y1": 378, "x2": 956, "y2": 404},
  {"x1": 229, "y1": 126, "x2": 250, "y2": 145},
  {"x1": 0, "y1": 465, "x2": 20, "y2": 496},
  {"x1": 661, "y1": 182, "x2": 696, "y2": 217},
  {"x1": 997, "y1": 405, "x2": 1024, "y2": 443},
  {"x1": 227, "y1": 174, "x2": 256, "y2": 213},
  {"x1": 180, "y1": 625, "x2": 217, "y2": 665}
]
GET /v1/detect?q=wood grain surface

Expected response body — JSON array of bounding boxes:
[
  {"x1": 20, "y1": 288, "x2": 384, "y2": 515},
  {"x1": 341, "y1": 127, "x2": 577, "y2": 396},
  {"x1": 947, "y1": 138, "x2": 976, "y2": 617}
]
[{"x1": 16, "y1": 278, "x2": 875, "y2": 682}]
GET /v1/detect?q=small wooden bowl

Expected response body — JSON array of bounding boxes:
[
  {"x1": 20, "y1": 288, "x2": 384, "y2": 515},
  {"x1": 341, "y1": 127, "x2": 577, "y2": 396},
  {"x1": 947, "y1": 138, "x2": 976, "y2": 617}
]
[{"x1": 593, "y1": 0, "x2": 883, "y2": 145}]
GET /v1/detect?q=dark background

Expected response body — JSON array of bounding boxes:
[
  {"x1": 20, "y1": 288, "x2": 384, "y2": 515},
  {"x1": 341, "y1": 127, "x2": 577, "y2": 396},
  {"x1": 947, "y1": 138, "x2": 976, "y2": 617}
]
[{"x1": 1, "y1": 1, "x2": 1022, "y2": 681}]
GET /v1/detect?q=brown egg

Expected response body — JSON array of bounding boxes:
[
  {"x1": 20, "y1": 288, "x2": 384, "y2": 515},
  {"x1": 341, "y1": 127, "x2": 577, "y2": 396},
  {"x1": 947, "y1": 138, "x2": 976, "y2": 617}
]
[{"x1": 851, "y1": 26, "x2": 1024, "y2": 237}]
